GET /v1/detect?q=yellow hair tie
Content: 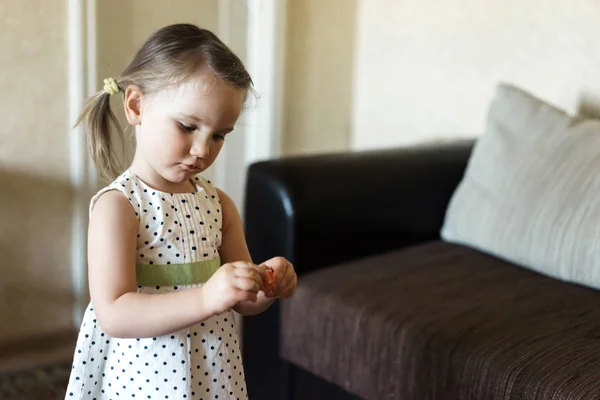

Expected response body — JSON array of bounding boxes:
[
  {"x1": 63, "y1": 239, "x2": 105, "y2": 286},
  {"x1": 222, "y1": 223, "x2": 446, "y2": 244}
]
[{"x1": 103, "y1": 77, "x2": 120, "y2": 96}]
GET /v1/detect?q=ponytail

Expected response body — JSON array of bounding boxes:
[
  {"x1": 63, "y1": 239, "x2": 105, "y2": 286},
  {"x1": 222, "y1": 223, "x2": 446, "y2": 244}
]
[{"x1": 74, "y1": 80, "x2": 125, "y2": 181}]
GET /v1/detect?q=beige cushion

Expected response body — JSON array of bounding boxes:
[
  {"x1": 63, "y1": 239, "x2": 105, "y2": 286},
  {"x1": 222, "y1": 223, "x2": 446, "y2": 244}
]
[{"x1": 441, "y1": 83, "x2": 600, "y2": 290}]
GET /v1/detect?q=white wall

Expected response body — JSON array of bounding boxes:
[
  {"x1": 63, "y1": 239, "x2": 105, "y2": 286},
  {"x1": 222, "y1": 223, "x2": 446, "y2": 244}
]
[
  {"x1": 351, "y1": 0, "x2": 600, "y2": 150},
  {"x1": 282, "y1": 0, "x2": 356, "y2": 156}
]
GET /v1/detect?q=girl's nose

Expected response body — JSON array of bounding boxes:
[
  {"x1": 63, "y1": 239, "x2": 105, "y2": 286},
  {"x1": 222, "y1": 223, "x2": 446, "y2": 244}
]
[{"x1": 190, "y1": 137, "x2": 210, "y2": 159}]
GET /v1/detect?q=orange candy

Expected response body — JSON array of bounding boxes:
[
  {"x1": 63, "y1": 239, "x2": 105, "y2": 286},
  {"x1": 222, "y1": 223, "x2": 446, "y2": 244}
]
[{"x1": 263, "y1": 266, "x2": 275, "y2": 296}]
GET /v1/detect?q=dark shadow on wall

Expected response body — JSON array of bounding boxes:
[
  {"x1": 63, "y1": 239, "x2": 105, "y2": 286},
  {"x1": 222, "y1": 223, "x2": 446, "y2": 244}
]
[{"x1": 0, "y1": 170, "x2": 77, "y2": 346}]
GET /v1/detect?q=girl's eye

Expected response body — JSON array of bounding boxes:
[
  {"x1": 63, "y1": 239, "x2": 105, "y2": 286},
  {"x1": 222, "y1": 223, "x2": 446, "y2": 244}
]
[
  {"x1": 178, "y1": 122, "x2": 196, "y2": 132},
  {"x1": 213, "y1": 134, "x2": 226, "y2": 142}
]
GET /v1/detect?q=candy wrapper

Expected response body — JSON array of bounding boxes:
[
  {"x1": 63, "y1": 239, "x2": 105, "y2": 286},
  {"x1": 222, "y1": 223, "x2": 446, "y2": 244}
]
[{"x1": 263, "y1": 266, "x2": 275, "y2": 297}]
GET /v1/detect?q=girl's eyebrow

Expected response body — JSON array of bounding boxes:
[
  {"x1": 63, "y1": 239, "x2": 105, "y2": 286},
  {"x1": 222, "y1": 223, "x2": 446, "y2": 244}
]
[{"x1": 177, "y1": 113, "x2": 204, "y2": 123}]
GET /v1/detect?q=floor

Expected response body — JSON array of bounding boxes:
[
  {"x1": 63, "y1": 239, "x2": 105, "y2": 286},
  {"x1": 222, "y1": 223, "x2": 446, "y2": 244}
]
[
  {"x1": 0, "y1": 360, "x2": 71, "y2": 400},
  {"x1": 0, "y1": 332, "x2": 75, "y2": 400}
]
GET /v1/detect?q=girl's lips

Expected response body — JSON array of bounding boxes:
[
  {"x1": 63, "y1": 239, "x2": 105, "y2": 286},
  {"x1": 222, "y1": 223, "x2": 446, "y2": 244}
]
[{"x1": 182, "y1": 164, "x2": 201, "y2": 171}]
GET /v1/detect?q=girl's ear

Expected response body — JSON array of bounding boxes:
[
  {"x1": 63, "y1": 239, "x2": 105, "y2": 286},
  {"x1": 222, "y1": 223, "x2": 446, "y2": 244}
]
[{"x1": 124, "y1": 85, "x2": 143, "y2": 126}]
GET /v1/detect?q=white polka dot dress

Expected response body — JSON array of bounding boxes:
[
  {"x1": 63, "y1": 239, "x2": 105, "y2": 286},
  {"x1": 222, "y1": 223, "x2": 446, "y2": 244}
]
[{"x1": 65, "y1": 170, "x2": 248, "y2": 400}]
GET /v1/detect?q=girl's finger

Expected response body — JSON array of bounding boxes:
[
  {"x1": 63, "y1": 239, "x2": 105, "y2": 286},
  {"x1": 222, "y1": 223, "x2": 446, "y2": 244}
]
[
  {"x1": 233, "y1": 277, "x2": 260, "y2": 293},
  {"x1": 280, "y1": 282, "x2": 297, "y2": 298},
  {"x1": 233, "y1": 267, "x2": 262, "y2": 281},
  {"x1": 235, "y1": 288, "x2": 258, "y2": 303},
  {"x1": 235, "y1": 262, "x2": 268, "y2": 281},
  {"x1": 276, "y1": 269, "x2": 295, "y2": 289}
]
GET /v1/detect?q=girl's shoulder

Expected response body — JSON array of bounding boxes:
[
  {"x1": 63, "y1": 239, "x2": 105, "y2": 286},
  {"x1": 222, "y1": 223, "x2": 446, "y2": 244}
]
[{"x1": 89, "y1": 170, "x2": 142, "y2": 220}]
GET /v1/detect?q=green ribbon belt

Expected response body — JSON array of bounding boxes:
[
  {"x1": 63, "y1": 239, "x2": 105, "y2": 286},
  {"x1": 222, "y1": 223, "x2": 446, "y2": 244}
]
[{"x1": 136, "y1": 257, "x2": 221, "y2": 286}]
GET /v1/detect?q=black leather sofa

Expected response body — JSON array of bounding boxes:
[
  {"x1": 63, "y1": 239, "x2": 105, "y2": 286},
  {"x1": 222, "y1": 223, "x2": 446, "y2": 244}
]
[{"x1": 241, "y1": 140, "x2": 600, "y2": 399}]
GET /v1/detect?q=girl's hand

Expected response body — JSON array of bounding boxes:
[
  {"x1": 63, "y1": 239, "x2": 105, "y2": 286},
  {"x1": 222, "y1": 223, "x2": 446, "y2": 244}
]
[
  {"x1": 261, "y1": 257, "x2": 297, "y2": 299},
  {"x1": 201, "y1": 261, "x2": 266, "y2": 315}
]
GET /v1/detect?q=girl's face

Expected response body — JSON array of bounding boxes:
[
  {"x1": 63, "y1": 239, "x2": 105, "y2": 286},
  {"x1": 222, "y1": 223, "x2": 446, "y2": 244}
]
[{"x1": 129, "y1": 69, "x2": 245, "y2": 188}]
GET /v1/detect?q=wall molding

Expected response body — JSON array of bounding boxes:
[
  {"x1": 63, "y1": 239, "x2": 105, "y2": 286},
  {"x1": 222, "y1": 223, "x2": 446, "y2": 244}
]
[
  {"x1": 213, "y1": 0, "x2": 233, "y2": 200},
  {"x1": 214, "y1": 0, "x2": 287, "y2": 215},
  {"x1": 244, "y1": 0, "x2": 287, "y2": 166},
  {"x1": 67, "y1": 0, "x2": 97, "y2": 327}
]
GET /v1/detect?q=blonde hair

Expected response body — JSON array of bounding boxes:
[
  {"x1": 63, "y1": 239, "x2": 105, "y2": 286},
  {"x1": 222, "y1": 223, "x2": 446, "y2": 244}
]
[{"x1": 75, "y1": 24, "x2": 253, "y2": 181}]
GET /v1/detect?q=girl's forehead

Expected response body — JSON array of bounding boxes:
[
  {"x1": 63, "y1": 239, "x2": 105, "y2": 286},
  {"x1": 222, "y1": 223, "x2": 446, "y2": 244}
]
[
  {"x1": 152, "y1": 76, "x2": 238, "y2": 106},
  {"x1": 148, "y1": 74, "x2": 245, "y2": 120},
  {"x1": 159, "y1": 76, "x2": 216, "y2": 101}
]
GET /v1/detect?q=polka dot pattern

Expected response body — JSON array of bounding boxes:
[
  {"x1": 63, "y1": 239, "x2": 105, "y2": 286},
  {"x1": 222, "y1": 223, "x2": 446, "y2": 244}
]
[{"x1": 66, "y1": 171, "x2": 246, "y2": 399}]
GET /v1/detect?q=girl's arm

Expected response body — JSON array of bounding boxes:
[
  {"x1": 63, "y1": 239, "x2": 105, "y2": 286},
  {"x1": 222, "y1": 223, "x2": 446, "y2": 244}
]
[
  {"x1": 89, "y1": 191, "x2": 216, "y2": 338},
  {"x1": 217, "y1": 189, "x2": 276, "y2": 316}
]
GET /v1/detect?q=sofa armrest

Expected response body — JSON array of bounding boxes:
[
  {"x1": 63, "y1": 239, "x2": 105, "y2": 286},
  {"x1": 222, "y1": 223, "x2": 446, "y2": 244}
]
[{"x1": 243, "y1": 139, "x2": 474, "y2": 275}]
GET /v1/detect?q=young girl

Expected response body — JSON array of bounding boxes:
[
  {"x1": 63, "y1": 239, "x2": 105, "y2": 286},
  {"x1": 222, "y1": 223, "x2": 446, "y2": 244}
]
[{"x1": 65, "y1": 24, "x2": 297, "y2": 400}]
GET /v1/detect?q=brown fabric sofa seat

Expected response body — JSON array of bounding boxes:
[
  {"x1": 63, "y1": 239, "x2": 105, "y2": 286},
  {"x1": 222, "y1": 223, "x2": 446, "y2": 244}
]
[{"x1": 281, "y1": 241, "x2": 600, "y2": 400}]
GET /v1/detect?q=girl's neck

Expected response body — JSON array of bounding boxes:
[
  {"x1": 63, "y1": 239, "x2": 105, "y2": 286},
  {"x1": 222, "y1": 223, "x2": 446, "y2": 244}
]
[{"x1": 129, "y1": 155, "x2": 196, "y2": 194}]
